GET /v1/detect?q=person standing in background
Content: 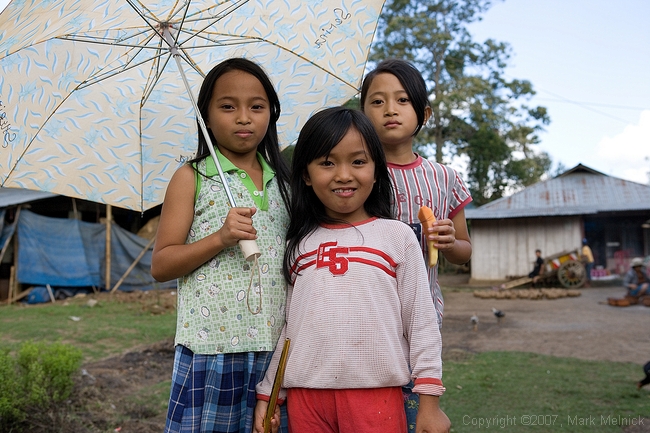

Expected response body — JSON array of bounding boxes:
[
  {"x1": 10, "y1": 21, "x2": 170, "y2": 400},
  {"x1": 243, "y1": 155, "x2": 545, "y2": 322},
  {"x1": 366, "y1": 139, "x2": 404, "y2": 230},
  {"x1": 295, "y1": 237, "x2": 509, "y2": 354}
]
[{"x1": 581, "y1": 239, "x2": 595, "y2": 287}]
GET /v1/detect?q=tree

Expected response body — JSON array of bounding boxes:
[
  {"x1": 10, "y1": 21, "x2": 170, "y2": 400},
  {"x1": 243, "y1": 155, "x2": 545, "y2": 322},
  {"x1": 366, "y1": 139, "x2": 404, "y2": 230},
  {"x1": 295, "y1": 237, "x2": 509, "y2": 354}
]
[{"x1": 371, "y1": 0, "x2": 551, "y2": 203}]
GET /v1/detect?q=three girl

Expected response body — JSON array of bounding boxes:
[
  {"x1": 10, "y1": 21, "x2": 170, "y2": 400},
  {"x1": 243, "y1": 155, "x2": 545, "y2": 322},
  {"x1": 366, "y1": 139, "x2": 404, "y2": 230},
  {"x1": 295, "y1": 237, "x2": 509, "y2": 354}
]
[
  {"x1": 151, "y1": 58, "x2": 290, "y2": 433},
  {"x1": 254, "y1": 107, "x2": 450, "y2": 433}
]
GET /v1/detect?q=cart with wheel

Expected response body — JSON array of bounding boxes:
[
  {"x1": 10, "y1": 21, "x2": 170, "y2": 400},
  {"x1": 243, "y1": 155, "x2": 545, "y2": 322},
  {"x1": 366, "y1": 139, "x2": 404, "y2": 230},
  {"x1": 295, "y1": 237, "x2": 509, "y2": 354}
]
[
  {"x1": 501, "y1": 249, "x2": 587, "y2": 289},
  {"x1": 542, "y1": 249, "x2": 587, "y2": 288}
]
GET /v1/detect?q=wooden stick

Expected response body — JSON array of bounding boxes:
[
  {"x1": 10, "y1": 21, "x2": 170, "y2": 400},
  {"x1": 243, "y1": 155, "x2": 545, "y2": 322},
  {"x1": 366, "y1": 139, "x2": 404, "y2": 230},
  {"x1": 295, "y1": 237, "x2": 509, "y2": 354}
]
[
  {"x1": 7, "y1": 286, "x2": 29, "y2": 304},
  {"x1": 264, "y1": 338, "x2": 291, "y2": 433},
  {"x1": 110, "y1": 236, "x2": 156, "y2": 293},
  {"x1": 7, "y1": 265, "x2": 15, "y2": 305},
  {"x1": 105, "y1": 204, "x2": 112, "y2": 290},
  {"x1": 45, "y1": 284, "x2": 56, "y2": 303}
]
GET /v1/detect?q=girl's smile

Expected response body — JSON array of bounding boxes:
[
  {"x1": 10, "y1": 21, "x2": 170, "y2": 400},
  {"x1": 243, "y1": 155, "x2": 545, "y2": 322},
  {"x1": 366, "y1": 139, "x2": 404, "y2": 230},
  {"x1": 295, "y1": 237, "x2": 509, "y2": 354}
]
[{"x1": 304, "y1": 127, "x2": 376, "y2": 224}]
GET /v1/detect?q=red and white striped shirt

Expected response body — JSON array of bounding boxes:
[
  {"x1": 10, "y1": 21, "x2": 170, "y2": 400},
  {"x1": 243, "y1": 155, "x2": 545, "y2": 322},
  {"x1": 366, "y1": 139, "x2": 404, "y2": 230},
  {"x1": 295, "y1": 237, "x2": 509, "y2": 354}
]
[
  {"x1": 256, "y1": 218, "x2": 445, "y2": 398},
  {"x1": 388, "y1": 154, "x2": 472, "y2": 325}
]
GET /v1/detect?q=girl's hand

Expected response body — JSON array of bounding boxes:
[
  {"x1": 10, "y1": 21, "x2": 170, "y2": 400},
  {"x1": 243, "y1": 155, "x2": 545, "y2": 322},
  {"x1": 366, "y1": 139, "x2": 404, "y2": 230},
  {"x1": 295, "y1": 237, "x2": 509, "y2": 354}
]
[
  {"x1": 217, "y1": 207, "x2": 258, "y2": 248},
  {"x1": 429, "y1": 218, "x2": 456, "y2": 251},
  {"x1": 416, "y1": 395, "x2": 451, "y2": 433},
  {"x1": 253, "y1": 400, "x2": 281, "y2": 433},
  {"x1": 424, "y1": 209, "x2": 472, "y2": 266}
]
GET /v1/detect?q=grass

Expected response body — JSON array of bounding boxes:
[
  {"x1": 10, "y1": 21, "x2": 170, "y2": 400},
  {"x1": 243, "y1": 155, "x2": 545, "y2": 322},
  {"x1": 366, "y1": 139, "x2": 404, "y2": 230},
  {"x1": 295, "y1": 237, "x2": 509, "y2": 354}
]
[
  {"x1": 0, "y1": 295, "x2": 176, "y2": 361},
  {"x1": 1, "y1": 293, "x2": 648, "y2": 432},
  {"x1": 442, "y1": 352, "x2": 650, "y2": 432}
]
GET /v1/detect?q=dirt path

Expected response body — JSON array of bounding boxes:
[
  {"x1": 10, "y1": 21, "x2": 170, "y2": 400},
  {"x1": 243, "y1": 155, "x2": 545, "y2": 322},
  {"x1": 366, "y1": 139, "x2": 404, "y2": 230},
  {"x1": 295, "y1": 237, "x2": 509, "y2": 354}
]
[{"x1": 439, "y1": 278, "x2": 650, "y2": 365}]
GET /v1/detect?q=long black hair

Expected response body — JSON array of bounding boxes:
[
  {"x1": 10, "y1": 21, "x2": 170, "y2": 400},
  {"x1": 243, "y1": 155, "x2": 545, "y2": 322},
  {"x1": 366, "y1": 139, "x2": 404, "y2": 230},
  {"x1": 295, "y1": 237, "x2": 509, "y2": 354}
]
[
  {"x1": 282, "y1": 106, "x2": 393, "y2": 283},
  {"x1": 360, "y1": 59, "x2": 430, "y2": 137},
  {"x1": 190, "y1": 57, "x2": 290, "y2": 210}
]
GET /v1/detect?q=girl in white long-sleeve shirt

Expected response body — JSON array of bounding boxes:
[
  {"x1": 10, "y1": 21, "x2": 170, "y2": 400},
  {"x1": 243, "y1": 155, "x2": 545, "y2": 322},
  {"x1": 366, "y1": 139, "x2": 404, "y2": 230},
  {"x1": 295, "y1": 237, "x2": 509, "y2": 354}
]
[{"x1": 254, "y1": 107, "x2": 450, "y2": 433}]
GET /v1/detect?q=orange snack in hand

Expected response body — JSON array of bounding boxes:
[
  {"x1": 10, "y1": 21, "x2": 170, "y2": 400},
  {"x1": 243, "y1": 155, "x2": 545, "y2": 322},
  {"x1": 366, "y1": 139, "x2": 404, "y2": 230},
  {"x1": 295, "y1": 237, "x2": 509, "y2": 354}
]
[{"x1": 417, "y1": 206, "x2": 438, "y2": 267}]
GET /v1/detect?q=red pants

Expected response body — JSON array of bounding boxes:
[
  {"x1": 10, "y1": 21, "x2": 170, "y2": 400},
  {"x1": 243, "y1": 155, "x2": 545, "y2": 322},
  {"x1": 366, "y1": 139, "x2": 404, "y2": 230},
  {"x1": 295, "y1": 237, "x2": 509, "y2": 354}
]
[{"x1": 286, "y1": 387, "x2": 406, "y2": 433}]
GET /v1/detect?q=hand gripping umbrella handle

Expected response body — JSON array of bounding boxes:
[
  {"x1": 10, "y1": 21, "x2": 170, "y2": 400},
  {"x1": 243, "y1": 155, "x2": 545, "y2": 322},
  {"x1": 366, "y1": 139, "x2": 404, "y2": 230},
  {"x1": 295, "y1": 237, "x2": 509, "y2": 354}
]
[
  {"x1": 264, "y1": 338, "x2": 291, "y2": 433},
  {"x1": 172, "y1": 49, "x2": 261, "y2": 261}
]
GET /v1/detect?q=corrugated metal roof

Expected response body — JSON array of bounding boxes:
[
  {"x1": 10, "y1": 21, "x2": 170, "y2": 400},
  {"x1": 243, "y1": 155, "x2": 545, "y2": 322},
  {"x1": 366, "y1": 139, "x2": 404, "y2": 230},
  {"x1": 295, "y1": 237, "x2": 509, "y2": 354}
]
[
  {"x1": 465, "y1": 164, "x2": 650, "y2": 220},
  {"x1": 0, "y1": 188, "x2": 57, "y2": 208}
]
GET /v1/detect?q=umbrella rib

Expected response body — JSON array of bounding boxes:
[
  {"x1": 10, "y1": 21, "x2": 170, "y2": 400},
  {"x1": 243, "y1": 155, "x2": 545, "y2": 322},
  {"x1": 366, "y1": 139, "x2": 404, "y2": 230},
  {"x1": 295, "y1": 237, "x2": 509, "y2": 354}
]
[
  {"x1": 180, "y1": 30, "x2": 361, "y2": 90},
  {"x1": 175, "y1": 1, "x2": 248, "y2": 47},
  {"x1": 76, "y1": 50, "x2": 167, "y2": 90},
  {"x1": 141, "y1": 53, "x2": 175, "y2": 105}
]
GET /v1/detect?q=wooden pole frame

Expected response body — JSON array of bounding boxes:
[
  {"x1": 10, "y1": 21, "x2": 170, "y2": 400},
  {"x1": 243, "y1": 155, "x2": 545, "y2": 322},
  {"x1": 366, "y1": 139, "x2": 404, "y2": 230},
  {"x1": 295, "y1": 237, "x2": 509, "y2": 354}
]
[
  {"x1": 105, "y1": 204, "x2": 112, "y2": 290},
  {"x1": 110, "y1": 236, "x2": 156, "y2": 293}
]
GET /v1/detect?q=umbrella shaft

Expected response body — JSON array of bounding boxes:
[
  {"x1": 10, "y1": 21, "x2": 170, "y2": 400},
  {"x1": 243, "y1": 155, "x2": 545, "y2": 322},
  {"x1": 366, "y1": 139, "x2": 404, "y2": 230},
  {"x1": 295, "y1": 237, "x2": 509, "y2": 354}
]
[
  {"x1": 171, "y1": 51, "x2": 238, "y2": 208},
  {"x1": 172, "y1": 48, "x2": 260, "y2": 261}
]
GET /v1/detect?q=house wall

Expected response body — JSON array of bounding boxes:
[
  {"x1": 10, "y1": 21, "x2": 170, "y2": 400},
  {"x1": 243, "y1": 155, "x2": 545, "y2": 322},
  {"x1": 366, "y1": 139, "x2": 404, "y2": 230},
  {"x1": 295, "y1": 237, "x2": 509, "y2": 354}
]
[{"x1": 469, "y1": 216, "x2": 582, "y2": 281}]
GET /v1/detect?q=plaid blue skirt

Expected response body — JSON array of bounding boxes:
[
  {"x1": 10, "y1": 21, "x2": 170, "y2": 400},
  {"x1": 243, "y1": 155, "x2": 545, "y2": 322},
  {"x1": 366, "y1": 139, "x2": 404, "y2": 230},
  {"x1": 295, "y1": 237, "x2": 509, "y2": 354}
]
[{"x1": 164, "y1": 345, "x2": 288, "y2": 433}]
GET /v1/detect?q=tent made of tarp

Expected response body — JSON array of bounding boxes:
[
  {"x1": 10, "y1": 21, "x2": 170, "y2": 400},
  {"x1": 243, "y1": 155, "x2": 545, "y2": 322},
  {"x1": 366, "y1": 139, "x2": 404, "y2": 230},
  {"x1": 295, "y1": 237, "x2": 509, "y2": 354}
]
[
  {"x1": 4, "y1": 208, "x2": 174, "y2": 294},
  {"x1": 0, "y1": 188, "x2": 57, "y2": 207}
]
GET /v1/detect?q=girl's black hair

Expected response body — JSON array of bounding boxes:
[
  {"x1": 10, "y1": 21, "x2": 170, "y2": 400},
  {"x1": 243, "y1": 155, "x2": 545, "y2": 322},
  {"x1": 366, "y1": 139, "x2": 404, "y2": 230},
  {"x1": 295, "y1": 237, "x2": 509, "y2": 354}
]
[
  {"x1": 282, "y1": 106, "x2": 394, "y2": 282},
  {"x1": 359, "y1": 59, "x2": 430, "y2": 136},
  {"x1": 190, "y1": 57, "x2": 290, "y2": 210}
]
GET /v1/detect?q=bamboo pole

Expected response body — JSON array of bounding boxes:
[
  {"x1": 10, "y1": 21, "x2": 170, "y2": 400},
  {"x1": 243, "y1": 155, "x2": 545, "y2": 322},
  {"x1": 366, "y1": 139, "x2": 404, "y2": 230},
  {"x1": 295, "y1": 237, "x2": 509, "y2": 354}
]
[
  {"x1": 11, "y1": 220, "x2": 19, "y2": 302},
  {"x1": 46, "y1": 284, "x2": 56, "y2": 303},
  {"x1": 110, "y1": 236, "x2": 156, "y2": 293},
  {"x1": 7, "y1": 265, "x2": 15, "y2": 304},
  {"x1": 71, "y1": 198, "x2": 79, "y2": 219},
  {"x1": 105, "y1": 204, "x2": 112, "y2": 290}
]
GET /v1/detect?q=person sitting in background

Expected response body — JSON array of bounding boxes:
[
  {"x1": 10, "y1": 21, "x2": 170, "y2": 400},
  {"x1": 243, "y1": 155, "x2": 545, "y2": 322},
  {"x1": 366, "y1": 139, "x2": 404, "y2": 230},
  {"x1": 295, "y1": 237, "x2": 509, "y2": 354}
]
[
  {"x1": 623, "y1": 257, "x2": 649, "y2": 300},
  {"x1": 528, "y1": 249, "x2": 544, "y2": 287}
]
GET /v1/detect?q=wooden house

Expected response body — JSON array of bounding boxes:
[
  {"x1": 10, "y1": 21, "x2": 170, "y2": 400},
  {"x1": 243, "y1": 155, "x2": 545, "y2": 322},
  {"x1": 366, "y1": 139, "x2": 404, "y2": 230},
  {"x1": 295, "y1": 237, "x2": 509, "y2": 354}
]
[{"x1": 465, "y1": 164, "x2": 650, "y2": 282}]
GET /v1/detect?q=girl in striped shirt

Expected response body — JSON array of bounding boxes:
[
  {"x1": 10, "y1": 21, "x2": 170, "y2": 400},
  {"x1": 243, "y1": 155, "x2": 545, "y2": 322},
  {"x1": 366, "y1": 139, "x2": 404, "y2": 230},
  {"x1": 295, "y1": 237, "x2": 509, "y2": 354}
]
[
  {"x1": 254, "y1": 107, "x2": 449, "y2": 433},
  {"x1": 361, "y1": 59, "x2": 472, "y2": 432}
]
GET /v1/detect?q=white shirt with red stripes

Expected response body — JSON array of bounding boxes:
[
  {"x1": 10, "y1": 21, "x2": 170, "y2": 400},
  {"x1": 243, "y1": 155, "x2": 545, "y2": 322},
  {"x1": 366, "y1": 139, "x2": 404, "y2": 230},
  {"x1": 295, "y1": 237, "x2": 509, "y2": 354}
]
[{"x1": 256, "y1": 217, "x2": 445, "y2": 399}]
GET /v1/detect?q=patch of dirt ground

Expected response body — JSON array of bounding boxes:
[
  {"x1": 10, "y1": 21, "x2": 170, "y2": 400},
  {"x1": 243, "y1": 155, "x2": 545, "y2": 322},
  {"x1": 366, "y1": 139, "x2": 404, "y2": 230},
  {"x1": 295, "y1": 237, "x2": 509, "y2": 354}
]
[
  {"x1": 438, "y1": 276, "x2": 649, "y2": 365},
  {"x1": 67, "y1": 277, "x2": 650, "y2": 432}
]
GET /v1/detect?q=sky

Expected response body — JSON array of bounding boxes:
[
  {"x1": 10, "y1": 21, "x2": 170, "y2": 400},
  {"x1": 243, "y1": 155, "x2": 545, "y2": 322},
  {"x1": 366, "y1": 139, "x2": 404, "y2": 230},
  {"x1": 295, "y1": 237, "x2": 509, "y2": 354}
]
[
  {"x1": 2, "y1": 0, "x2": 649, "y2": 184},
  {"x1": 467, "y1": 0, "x2": 650, "y2": 184}
]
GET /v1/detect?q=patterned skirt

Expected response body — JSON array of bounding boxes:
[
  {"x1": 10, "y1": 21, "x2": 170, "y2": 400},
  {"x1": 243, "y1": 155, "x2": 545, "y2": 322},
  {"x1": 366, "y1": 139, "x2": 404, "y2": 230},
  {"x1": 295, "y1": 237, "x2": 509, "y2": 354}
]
[{"x1": 164, "y1": 345, "x2": 288, "y2": 433}]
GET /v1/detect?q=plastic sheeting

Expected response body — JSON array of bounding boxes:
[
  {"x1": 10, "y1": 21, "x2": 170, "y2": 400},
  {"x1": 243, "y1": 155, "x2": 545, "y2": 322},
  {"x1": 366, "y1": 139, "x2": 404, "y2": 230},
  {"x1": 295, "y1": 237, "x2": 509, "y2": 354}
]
[{"x1": 16, "y1": 210, "x2": 174, "y2": 291}]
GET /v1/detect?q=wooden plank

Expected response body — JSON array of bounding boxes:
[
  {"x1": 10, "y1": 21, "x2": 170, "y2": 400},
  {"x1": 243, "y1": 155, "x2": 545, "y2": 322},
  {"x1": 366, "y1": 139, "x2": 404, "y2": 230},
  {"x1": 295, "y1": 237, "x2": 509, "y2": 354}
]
[
  {"x1": 501, "y1": 276, "x2": 533, "y2": 290},
  {"x1": 5, "y1": 287, "x2": 29, "y2": 305}
]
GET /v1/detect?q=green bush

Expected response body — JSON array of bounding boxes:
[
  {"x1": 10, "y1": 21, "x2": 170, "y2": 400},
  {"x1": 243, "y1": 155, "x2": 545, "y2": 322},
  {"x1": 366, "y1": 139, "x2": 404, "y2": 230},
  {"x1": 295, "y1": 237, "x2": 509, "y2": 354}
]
[
  {"x1": 0, "y1": 348, "x2": 23, "y2": 422},
  {"x1": 0, "y1": 341, "x2": 82, "y2": 432}
]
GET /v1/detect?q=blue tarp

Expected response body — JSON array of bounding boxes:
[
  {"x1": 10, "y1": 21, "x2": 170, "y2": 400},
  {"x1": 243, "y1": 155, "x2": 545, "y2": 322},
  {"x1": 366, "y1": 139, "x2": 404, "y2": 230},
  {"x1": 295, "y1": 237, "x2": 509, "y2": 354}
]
[
  {"x1": 0, "y1": 187, "x2": 57, "y2": 208},
  {"x1": 16, "y1": 210, "x2": 174, "y2": 291},
  {"x1": 103, "y1": 221, "x2": 175, "y2": 291}
]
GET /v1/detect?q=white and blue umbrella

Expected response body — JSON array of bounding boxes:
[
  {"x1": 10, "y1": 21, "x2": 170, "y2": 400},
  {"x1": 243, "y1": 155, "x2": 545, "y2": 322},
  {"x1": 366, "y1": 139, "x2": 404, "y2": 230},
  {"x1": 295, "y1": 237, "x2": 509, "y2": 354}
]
[{"x1": 0, "y1": 0, "x2": 384, "y2": 211}]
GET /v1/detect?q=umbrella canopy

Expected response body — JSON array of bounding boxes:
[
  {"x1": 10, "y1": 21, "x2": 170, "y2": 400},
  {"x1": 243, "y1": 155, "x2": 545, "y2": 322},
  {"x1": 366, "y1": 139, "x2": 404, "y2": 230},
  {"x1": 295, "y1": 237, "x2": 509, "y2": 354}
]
[{"x1": 0, "y1": 0, "x2": 385, "y2": 211}]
